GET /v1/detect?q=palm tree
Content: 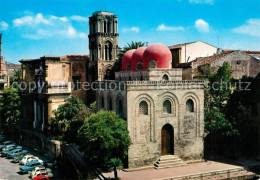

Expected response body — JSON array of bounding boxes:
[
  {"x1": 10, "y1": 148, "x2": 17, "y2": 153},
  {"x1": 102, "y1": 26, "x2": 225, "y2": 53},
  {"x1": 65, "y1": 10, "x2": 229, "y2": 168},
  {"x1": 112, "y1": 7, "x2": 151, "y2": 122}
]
[{"x1": 108, "y1": 41, "x2": 146, "y2": 79}]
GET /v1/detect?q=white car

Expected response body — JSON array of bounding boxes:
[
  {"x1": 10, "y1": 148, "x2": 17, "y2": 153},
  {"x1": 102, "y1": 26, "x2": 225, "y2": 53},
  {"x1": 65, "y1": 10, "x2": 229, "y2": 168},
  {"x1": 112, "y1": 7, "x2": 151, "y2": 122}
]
[
  {"x1": 30, "y1": 167, "x2": 53, "y2": 178},
  {"x1": 19, "y1": 155, "x2": 43, "y2": 165}
]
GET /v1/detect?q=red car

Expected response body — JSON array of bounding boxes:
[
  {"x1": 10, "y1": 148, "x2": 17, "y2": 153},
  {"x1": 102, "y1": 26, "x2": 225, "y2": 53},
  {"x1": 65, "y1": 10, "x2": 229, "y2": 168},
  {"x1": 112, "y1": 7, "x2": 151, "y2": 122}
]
[{"x1": 33, "y1": 175, "x2": 49, "y2": 180}]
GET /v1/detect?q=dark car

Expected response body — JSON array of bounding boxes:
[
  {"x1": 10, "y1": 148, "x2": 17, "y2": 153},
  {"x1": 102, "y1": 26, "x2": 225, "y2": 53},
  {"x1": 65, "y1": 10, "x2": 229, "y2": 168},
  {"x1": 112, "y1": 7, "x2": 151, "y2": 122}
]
[
  {"x1": 7, "y1": 149, "x2": 28, "y2": 159},
  {"x1": 1, "y1": 146, "x2": 22, "y2": 157},
  {"x1": 0, "y1": 141, "x2": 14, "y2": 150},
  {"x1": 20, "y1": 161, "x2": 44, "y2": 174}
]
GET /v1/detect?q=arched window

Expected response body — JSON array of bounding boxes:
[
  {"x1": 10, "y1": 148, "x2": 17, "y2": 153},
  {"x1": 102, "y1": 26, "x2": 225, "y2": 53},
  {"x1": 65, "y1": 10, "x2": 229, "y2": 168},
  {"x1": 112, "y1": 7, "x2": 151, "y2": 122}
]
[
  {"x1": 136, "y1": 62, "x2": 143, "y2": 70},
  {"x1": 118, "y1": 99, "x2": 123, "y2": 114},
  {"x1": 104, "y1": 21, "x2": 107, "y2": 33},
  {"x1": 139, "y1": 101, "x2": 148, "y2": 115},
  {"x1": 162, "y1": 74, "x2": 169, "y2": 81},
  {"x1": 163, "y1": 100, "x2": 171, "y2": 114},
  {"x1": 108, "y1": 96, "x2": 113, "y2": 111},
  {"x1": 101, "y1": 96, "x2": 104, "y2": 109},
  {"x1": 186, "y1": 99, "x2": 194, "y2": 112},
  {"x1": 105, "y1": 41, "x2": 112, "y2": 60},
  {"x1": 126, "y1": 64, "x2": 131, "y2": 70},
  {"x1": 149, "y1": 60, "x2": 157, "y2": 68},
  {"x1": 107, "y1": 21, "x2": 111, "y2": 33}
]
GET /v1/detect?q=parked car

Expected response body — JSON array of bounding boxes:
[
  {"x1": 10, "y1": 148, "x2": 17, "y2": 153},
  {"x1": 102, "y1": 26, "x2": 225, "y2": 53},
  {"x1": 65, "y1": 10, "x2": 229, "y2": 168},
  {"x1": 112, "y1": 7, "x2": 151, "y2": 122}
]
[
  {"x1": 1, "y1": 144, "x2": 16, "y2": 152},
  {"x1": 20, "y1": 155, "x2": 43, "y2": 165},
  {"x1": 0, "y1": 135, "x2": 5, "y2": 142},
  {"x1": 0, "y1": 141, "x2": 14, "y2": 150},
  {"x1": 20, "y1": 160, "x2": 44, "y2": 174},
  {"x1": 1, "y1": 146, "x2": 20, "y2": 157},
  {"x1": 33, "y1": 175, "x2": 49, "y2": 180},
  {"x1": 30, "y1": 167, "x2": 53, "y2": 178},
  {"x1": 7, "y1": 149, "x2": 28, "y2": 159},
  {"x1": 11, "y1": 153, "x2": 28, "y2": 163}
]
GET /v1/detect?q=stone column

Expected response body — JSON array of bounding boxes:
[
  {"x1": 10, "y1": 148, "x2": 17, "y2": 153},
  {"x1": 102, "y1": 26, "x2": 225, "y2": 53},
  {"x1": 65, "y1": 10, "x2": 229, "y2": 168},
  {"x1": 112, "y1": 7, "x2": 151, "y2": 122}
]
[
  {"x1": 41, "y1": 104, "x2": 44, "y2": 131},
  {"x1": 33, "y1": 100, "x2": 37, "y2": 129}
]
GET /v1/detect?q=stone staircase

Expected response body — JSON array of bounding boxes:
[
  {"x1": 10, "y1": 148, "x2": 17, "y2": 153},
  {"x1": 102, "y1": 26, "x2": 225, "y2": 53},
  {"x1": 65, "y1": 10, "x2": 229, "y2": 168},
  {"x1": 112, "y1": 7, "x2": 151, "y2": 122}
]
[{"x1": 154, "y1": 155, "x2": 187, "y2": 169}]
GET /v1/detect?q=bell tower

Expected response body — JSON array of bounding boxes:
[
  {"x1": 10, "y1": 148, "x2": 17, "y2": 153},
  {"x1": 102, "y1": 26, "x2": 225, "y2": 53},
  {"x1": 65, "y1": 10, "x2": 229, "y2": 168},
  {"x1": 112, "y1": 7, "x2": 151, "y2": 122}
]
[{"x1": 88, "y1": 11, "x2": 119, "y2": 81}]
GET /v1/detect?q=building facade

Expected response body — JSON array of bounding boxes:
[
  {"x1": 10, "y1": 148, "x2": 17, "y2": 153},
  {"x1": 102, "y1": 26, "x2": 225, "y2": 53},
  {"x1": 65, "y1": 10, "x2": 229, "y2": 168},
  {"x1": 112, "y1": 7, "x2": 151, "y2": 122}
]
[
  {"x1": 169, "y1": 41, "x2": 218, "y2": 66},
  {"x1": 20, "y1": 55, "x2": 89, "y2": 130},
  {"x1": 96, "y1": 44, "x2": 205, "y2": 168},
  {"x1": 192, "y1": 50, "x2": 260, "y2": 79}
]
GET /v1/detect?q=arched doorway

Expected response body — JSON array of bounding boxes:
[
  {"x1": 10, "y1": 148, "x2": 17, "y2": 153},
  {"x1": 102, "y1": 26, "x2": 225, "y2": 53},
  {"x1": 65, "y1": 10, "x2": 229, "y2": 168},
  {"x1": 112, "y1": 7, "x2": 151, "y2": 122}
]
[{"x1": 161, "y1": 124, "x2": 174, "y2": 155}]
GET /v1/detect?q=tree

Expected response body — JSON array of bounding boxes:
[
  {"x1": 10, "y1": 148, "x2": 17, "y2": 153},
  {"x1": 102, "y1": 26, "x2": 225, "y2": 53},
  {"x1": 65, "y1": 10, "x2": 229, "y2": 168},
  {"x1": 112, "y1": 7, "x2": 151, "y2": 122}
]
[
  {"x1": 108, "y1": 158, "x2": 122, "y2": 180},
  {"x1": 50, "y1": 96, "x2": 94, "y2": 142},
  {"x1": 205, "y1": 62, "x2": 235, "y2": 136},
  {"x1": 0, "y1": 87, "x2": 21, "y2": 131},
  {"x1": 9, "y1": 68, "x2": 22, "y2": 86},
  {"x1": 109, "y1": 41, "x2": 146, "y2": 79},
  {"x1": 224, "y1": 75, "x2": 260, "y2": 156},
  {"x1": 77, "y1": 110, "x2": 131, "y2": 171}
]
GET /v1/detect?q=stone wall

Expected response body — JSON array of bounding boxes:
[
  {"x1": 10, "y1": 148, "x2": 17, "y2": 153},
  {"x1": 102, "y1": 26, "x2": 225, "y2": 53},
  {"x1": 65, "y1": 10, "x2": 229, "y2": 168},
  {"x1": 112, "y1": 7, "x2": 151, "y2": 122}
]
[
  {"x1": 96, "y1": 80, "x2": 205, "y2": 168},
  {"x1": 210, "y1": 51, "x2": 260, "y2": 79},
  {"x1": 9, "y1": 126, "x2": 61, "y2": 160}
]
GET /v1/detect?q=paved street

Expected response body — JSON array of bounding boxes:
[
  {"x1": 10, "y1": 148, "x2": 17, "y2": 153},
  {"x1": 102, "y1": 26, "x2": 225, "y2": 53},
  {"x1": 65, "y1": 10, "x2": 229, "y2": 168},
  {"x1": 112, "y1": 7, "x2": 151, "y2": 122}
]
[
  {"x1": 103, "y1": 161, "x2": 255, "y2": 180},
  {"x1": 0, "y1": 156, "x2": 30, "y2": 180}
]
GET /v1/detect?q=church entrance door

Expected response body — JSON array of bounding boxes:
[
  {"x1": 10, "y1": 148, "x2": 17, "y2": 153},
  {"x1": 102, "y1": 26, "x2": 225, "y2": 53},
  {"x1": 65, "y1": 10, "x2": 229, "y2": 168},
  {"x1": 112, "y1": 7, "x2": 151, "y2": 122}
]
[{"x1": 161, "y1": 124, "x2": 174, "y2": 155}]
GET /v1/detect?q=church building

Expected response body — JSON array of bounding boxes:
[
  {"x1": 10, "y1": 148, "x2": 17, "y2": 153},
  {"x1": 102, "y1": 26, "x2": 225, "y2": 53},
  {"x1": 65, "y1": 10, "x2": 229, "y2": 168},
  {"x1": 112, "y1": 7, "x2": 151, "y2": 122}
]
[{"x1": 96, "y1": 43, "x2": 205, "y2": 168}]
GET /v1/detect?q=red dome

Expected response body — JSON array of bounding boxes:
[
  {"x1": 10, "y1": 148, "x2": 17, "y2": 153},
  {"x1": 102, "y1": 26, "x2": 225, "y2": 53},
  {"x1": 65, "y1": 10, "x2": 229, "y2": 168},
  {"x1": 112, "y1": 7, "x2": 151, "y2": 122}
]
[
  {"x1": 143, "y1": 43, "x2": 172, "y2": 69},
  {"x1": 131, "y1": 47, "x2": 147, "y2": 70},
  {"x1": 121, "y1": 49, "x2": 136, "y2": 71}
]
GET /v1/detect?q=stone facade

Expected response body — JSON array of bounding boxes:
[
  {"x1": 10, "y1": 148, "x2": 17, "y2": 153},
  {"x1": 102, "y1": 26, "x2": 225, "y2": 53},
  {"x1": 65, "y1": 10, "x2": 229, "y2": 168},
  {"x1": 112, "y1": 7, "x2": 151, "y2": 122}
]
[
  {"x1": 96, "y1": 68, "x2": 204, "y2": 168},
  {"x1": 178, "y1": 50, "x2": 260, "y2": 80},
  {"x1": 20, "y1": 55, "x2": 89, "y2": 130},
  {"x1": 88, "y1": 11, "x2": 119, "y2": 81}
]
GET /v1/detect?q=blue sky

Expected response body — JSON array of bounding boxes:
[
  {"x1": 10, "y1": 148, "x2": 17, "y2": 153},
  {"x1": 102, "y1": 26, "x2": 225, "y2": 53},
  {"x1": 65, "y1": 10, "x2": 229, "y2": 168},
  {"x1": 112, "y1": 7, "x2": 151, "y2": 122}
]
[{"x1": 0, "y1": 0, "x2": 260, "y2": 63}]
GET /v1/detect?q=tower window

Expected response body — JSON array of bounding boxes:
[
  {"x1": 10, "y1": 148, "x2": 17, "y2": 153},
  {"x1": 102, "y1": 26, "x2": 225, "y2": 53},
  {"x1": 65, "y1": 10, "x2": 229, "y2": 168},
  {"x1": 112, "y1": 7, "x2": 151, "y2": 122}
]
[
  {"x1": 186, "y1": 99, "x2": 194, "y2": 112},
  {"x1": 105, "y1": 41, "x2": 113, "y2": 60},
  {"x1": 107, "y1": 21, "x2": 111, "y2": 33},
  {"x1": 104, "y1": 21, "x2": 107, "y2": 33},
  {"x1": 139, "y1": 101, "x2": 148, "y2": 115},
  {"x1": 163, "y1": 100, "x2": 171, "y2": 114}
]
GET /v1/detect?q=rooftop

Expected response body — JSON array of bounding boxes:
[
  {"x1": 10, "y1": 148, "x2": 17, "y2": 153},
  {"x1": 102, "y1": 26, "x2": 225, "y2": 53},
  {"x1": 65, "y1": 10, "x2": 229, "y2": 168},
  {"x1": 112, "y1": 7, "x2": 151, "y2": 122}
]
[
  {"x1": 191, "y1": 52, "x2": 231, "y2": 65},
  {"x1": 168, "y1": 41, "x2": 217, "y2": 49},
  {"x1": 92, "y1": 11, "x2": 115, "y2": 16}
]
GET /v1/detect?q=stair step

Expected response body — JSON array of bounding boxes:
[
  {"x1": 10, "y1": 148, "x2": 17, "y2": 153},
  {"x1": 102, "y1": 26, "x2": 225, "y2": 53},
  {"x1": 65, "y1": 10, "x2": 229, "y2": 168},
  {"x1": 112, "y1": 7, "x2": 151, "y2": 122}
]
[
  {"x1": 154, "y1": 155, "x2": 187, "y2": 170},
  {"x1": 159, "y1": 155, "x2": 177, "y2": 159},
  {"x1": 154, "y1": 161, "x2": 186, "y2": 167},
  {"x1": 155, "y1": 163, "x2": 186, "y2": 169},
  {"x1": 156, "y1": 159, "x2": 185, "y2": 164}
]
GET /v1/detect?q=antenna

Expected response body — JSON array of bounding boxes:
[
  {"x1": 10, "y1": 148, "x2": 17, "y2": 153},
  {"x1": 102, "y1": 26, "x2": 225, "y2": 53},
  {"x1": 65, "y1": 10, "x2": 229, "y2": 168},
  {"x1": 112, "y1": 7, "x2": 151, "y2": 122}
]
[
  {"x1": 105, "y1": 0, "x2": 107, "y2": 11},
  {"x1": 218, "y1": 36, "x2": 219, "y2": 47}
]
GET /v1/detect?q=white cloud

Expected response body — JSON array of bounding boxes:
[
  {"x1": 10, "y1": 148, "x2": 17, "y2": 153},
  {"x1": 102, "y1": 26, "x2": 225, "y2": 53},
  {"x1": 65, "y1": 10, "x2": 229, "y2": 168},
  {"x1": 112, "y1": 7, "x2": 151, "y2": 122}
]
[
  {"x1": 189, "y1": 0, "x2": 214, "y2": 4},
  {"x1": 70, "y1": 15, "x2": 88, "y2": 22},
  {"x1": 50, "y1": 15, "x2": 68, "y2": 22},
  {"x1": 157, "y1": 24, "x2": 184, "y2": 31},
  {"x1": 195, "y1": 19, "x2": 210, "y2": 33},
  {"x1": 12, "y1": 12, "x2": 87, "y2": 40},
  {"x1": 13, "y1": 13, "x2": 51, "y2": 26},
  {"x1": 0, "y1": 21, "x2": 9, "y2": 31},
  {"x1": 232, "y1": 19, "x2": 260, "y2": 38},
  {"x1": 122, "y1": 27, "x2": 140, "y2": 33}
]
